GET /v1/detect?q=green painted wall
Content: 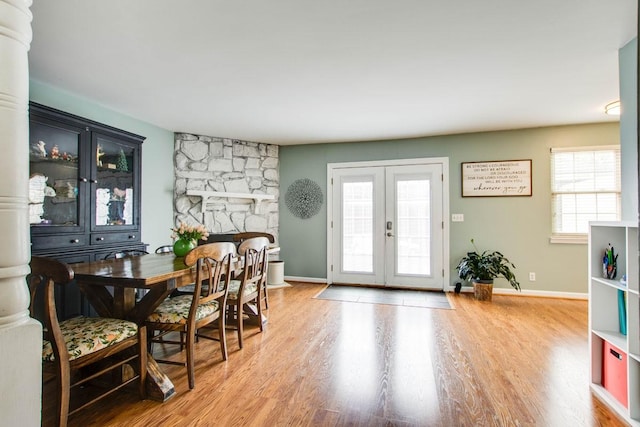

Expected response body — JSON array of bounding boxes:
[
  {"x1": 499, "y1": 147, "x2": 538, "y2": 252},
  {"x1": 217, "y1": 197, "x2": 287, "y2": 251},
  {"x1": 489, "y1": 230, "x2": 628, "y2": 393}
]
[
  {"x1": 620, "y1": 37, "x2": 638, "y2": 221},
  {"x1": 29, "y1": 80, "x2": 175, "y2": 251},
  {"x1": 280, "y1": 123, "x2": 620, "y2": 293},
  {"x1": 31, "y1": 41, "x2": 634, "y2": 295}
]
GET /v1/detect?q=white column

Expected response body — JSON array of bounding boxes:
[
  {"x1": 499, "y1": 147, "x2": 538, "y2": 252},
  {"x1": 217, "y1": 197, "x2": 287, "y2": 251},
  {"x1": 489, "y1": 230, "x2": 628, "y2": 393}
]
[{"x1": 0, "y1": 1, "x2": 41, "y2": 426}]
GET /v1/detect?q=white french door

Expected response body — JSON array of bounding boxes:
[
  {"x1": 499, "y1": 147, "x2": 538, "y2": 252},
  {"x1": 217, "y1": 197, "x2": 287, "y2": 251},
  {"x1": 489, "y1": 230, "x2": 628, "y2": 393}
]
[{"x1": 329, "y1": 159, "x2": 446, "y2": 290}]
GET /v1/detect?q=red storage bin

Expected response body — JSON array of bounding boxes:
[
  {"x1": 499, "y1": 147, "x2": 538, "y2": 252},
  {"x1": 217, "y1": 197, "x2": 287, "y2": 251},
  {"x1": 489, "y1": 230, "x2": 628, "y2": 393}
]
[{"x1": 602, "y1": 341, "x2": 628, "y2": 408}]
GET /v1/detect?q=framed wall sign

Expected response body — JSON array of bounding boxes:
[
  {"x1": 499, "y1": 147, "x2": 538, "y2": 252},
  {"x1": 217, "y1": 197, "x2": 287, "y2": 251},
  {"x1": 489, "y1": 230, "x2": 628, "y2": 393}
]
[{"x1": 461, "y1": 159, "x2": 532, "y2": 197}]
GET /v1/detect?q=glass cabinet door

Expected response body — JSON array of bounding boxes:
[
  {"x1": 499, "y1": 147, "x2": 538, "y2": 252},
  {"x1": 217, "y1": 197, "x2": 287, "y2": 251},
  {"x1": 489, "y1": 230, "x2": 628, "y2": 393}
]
[
  {"x1": 92, "y1": 133, "x2": 139, "y2": 230},
  {"x1": 29, "y1": 118, "x2": 87, "y2": 233}
]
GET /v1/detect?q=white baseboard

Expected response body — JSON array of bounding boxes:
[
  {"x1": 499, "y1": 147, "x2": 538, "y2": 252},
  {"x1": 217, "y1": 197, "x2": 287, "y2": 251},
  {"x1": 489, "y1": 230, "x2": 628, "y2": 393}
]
[
  {"x1": 267, "y1": 282, "x2": 292, "y2": 290},
  {"x1": 495, "y1": 288, "x2": 587, "y2": 299},
  {"x1": 288, "y1": 279, "x2": 587, "y2": 299},
  {"x1": 284, "y1": 276, "x2": 327, "y2": 284},
  {"x1": 447, "y1": 285, "x2": 587, "y2": 300}
]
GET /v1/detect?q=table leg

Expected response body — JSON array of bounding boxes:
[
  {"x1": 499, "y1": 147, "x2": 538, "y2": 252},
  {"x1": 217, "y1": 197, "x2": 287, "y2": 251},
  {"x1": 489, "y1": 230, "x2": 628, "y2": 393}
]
[
  {"x1": 113, "y1": 287, "x2": 136, "y2": 319},
  {"x1": 129, "y1": 281, "x2": 175, "y2": 324},
  {"x1": 242, "y1": 303, "x2": 267, "y2": 326},
  {"x1": 77, "y1": 283, "x2": 115, "y2": 317},
  {"x1": 145, "y1": 353, "x2": 176, "y2": 402}
]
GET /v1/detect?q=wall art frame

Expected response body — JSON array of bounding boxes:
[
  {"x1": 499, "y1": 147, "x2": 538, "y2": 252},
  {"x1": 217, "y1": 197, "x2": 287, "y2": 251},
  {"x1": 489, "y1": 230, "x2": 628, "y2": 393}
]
[{"x1": 461, "y1": 159, "x2": 532, "y2": 197}]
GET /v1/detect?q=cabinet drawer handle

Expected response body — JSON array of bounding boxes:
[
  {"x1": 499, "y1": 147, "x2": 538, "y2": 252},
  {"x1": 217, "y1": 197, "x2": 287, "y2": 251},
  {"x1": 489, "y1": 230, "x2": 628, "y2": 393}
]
[
  {"x1": 70, "y1": 239, "x2": 80, "y2": 244},
  {"x1": 90, "y1": 179, "x2": 98, "y2": 184},
  {"x1": 129, "y1": 235, "x2": 136, "y2": 239},
  {"x1": 96, "y1": 237, "x2": 105, "y2": 241},
  {"x1": 79, "y1": 177, "x2": 88, "y2": 183}
]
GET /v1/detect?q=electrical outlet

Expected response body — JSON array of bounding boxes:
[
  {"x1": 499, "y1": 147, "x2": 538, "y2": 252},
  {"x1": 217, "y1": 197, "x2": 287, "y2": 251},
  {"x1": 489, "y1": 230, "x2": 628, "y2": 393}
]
[
  {"x1": 529, "y1": 272, "x2": 536, "y2": 281},
  {"x1": 452, "y1": 213, "x2": 464, "y2": 222}
]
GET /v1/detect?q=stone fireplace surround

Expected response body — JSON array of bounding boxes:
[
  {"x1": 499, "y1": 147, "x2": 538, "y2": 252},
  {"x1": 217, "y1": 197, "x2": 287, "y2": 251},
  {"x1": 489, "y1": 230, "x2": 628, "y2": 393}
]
[{"x1": 174, "y1": 133, "x2": 279, "y2": 242}]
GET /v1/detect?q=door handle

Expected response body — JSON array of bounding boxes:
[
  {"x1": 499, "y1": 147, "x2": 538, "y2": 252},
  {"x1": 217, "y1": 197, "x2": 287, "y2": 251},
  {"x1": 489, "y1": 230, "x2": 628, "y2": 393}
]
[{"x1": 386, "y1": 232, "x2": 394, "y2": 237}]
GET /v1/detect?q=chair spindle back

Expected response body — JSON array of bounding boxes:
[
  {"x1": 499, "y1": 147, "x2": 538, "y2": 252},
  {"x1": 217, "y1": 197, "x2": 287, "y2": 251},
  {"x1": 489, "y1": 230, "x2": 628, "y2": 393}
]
[{"x1": 183, "y1": 242, "x2": 237, "y2": 325}]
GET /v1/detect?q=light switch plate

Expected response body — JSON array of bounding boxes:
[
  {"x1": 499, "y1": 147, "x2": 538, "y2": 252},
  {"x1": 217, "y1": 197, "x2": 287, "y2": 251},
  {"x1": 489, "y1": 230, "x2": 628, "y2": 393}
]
[{"x1": 452, "y1": 214, "x2": 464, "y2": 222}]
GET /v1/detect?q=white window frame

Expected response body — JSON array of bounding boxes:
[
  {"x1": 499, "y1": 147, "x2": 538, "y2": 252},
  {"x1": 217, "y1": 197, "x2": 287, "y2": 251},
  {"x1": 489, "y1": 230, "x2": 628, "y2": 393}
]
[{"x1": 550, "y1": 145, "x2": 621, "y2": 244}]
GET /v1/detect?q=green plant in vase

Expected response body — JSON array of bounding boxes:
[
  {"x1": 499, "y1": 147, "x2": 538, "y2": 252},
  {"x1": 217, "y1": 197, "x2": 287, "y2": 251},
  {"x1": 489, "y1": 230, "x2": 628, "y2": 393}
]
[{"x1": 171, "y1": 221, "x2": 210, "y2": 256}]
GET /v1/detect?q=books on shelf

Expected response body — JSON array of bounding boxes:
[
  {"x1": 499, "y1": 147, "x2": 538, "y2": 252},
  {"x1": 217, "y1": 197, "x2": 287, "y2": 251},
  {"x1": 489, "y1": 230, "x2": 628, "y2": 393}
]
[{"x1": 618, "y1": 289, "x2": 627, "y2": 336}]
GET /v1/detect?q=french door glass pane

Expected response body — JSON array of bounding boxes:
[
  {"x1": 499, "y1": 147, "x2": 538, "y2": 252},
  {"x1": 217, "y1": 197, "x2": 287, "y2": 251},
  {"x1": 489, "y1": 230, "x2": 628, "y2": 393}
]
[
  {"x1": 396, "y1": 179, "x2": 430, "y2": 275},
  {"x1": 342, "y1": 181, "x2": 373, "y2": 273}
]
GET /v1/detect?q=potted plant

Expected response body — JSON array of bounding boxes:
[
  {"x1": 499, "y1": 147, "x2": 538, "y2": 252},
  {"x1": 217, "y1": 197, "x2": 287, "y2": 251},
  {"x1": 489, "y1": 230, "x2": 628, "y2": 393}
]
[
  {"x1": 456, "y1": 239, "x2": 520, "y2": 301},
  {"x1": 171, "y1": 221, "x2": 210, "y2": 257}
]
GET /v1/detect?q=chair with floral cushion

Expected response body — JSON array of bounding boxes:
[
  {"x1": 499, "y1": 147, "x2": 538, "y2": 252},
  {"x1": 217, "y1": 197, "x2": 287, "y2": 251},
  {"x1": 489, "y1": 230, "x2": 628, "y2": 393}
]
[
  {"x1": 226, "y1": 236, "x2": 270, "y2": 349},
  {"x1": 28, "y1": 256, "x2": 147, "y2": 427},
  {"x1": 146, "y1": 242, "x2": 236, "y2": 389},
  {"x1": 232, "y1": 232, "x2": 274, "y2": 310}
]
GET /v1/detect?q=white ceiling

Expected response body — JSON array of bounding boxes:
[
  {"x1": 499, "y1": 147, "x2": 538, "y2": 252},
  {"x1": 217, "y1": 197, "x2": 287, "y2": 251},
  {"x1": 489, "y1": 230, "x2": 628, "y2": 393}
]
[{"x1": 28, "y1": 1, "x2": 637, "y2": 146}]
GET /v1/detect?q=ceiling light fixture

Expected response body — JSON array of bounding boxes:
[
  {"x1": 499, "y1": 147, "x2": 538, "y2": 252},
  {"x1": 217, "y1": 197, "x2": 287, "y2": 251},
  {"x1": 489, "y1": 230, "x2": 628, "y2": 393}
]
[{"x1": 605, "y1": 100, "x2": 621, "y2": 115}]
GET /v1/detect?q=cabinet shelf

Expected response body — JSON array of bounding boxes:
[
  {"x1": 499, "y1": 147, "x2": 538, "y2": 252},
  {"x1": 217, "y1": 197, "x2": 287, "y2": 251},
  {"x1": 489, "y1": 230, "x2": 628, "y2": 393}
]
[
  {"x1": 97, "y1": 166, "x2": 130, "y2": 173},
  {"x1": 592, "y1": 276, "x2": 628, "y2": 291},
  {"x1": 591, "y1": 385, "x2": 640, "y2": 426},
  {"x1": 592, "y1": 329, "x2": 627, "y2": 351},
  {"x1": 30, "y1": 157, "x2": 79, "y2": 165},
  {"x1": 589, "y1": 221, "x2": 639, "y2": 426}
]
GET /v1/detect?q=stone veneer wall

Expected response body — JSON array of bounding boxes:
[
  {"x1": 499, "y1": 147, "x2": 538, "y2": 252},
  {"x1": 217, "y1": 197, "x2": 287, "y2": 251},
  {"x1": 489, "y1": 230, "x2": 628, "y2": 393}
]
[{"x1": 174, "y1": 133, "x2": 279, "y2": 241}]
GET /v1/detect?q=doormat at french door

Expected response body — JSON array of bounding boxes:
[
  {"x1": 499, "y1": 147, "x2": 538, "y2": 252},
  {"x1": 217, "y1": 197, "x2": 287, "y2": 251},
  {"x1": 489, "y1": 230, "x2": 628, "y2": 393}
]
[{"x1": 314, "y1": 285, "x2": 453, "y2": 309}]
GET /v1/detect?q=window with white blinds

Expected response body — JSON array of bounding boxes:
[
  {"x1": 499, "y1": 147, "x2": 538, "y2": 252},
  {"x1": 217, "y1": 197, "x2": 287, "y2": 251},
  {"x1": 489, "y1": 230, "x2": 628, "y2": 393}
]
[{"x1": 550, "y1": 146, "x2": 621, "y2": 243}]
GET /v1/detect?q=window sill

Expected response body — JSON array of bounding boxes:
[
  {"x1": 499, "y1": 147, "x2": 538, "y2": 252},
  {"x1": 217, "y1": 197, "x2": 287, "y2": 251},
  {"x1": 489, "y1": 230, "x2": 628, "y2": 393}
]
[{"x1": 549, "y1": 234, "x2": 587, "y2": 245}]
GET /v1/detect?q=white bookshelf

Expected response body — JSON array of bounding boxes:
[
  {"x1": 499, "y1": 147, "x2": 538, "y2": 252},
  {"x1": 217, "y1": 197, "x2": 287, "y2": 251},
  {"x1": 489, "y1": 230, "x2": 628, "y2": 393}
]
[{"x1": 589, "y1": 221, "x2": 640, "y2": 425}]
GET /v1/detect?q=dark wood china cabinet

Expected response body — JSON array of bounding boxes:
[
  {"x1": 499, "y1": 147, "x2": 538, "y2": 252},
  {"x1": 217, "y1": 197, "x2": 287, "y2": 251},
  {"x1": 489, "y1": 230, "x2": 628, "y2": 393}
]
[{"x1": 29, "y1": 102, "x2": 147, "y2": 317}]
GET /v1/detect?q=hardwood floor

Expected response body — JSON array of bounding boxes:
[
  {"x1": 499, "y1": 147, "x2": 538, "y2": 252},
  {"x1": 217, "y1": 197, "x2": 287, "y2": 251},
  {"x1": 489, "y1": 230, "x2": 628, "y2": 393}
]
[{"x1": 45, "y1": 282, "x2": 626, "y2": 426}]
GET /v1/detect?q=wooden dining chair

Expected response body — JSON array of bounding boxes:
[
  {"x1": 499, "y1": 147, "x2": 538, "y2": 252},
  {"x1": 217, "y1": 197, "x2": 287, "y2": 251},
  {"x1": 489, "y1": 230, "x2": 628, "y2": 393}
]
[
  {"x1": 28, "y1": 256, "x2": 147, "y2": 427},
  {"x1": 155, "y1": 245, "x2": 174, "y2": 254},
  {"x1": 226, "y1": 236, "x2": 270, "y2": 349},
  {"x1": 232, "y1": 231, "x2": 275, "y2": 244},
  {"x1": 103, "y1": 249, "x2": 149, "y2": 259},
  {"x1": 145, "y1": 242, "x2": 236, "y2": 389},
  {"x1": 233, "y1": 232, "x2": 274, "y2": 310}
]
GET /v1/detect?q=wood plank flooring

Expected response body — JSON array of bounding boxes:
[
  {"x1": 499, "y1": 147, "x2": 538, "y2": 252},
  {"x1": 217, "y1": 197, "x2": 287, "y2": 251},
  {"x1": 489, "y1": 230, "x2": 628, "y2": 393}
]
[{"x1": 45, "y1": 282, "x2": 626, "y2": 426}]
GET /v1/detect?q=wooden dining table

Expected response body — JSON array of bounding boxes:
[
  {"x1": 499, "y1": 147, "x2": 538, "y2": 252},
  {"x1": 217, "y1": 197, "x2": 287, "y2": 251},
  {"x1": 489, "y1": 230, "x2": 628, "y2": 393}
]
[
  {"x1": 70, "y1": 253, "x2": 193, "y2": 401},
  {"x1": 69, "y1": 251, "x2": 269, "y2": 402}
]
